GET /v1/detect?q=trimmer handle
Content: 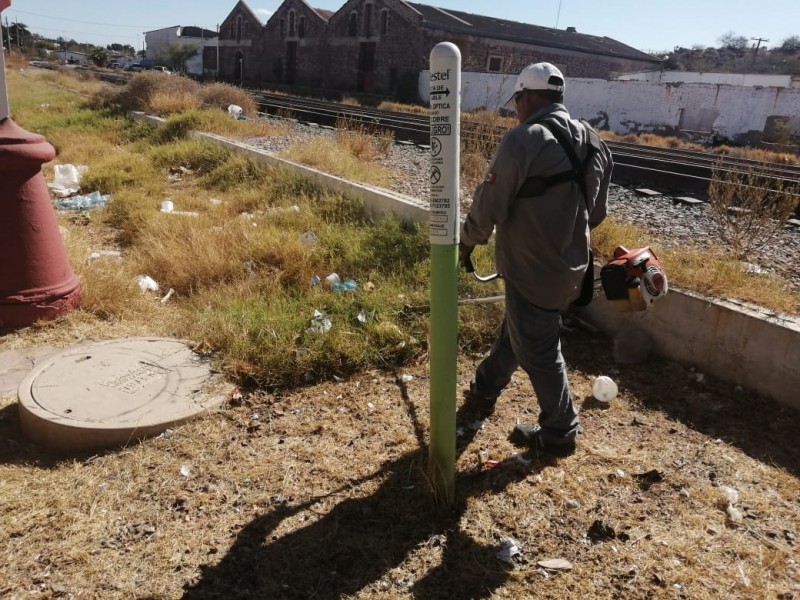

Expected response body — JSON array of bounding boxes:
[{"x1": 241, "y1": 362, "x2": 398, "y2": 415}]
[{"x1": 464, "y1": 255, "x2": 502, "y2": 283}]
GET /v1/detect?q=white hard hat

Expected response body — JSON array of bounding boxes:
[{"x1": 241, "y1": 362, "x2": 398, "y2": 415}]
[{"x1": 508, "y1": 62, "x2": 565, "y2": 103}]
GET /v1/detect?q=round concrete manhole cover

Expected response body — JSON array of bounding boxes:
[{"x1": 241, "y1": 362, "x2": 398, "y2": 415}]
[{"x1": 17, "y1": 338, "x2": 228, "y2": 453}]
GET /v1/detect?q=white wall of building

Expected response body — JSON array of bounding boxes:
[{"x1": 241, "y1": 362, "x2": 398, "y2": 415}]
[
  {"x1": 419, "y1": 70, "x2": 800, "y2": 142},
  {"x1": 617, "y1": 70, "x2": 798, "y2": 88}
]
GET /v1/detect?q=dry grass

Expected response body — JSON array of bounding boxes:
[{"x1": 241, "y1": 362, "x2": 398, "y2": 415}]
[
  {"x1": 600, "y1": 131, "x2": 800, "y2": 165},
  {"x1": 2, "y1": 329, "x2": 798, "y2": 599},
  {"x1": 282, "y1": 135, "x2": 393, "y2": 187},
  {"x1": 1, "y1": 46, "x2": 799, "y2": 600}
]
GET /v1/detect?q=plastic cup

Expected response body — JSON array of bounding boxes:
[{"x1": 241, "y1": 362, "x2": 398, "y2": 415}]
[{"x1": 592, "y1": 376, "x2": 618, "y2": 403}]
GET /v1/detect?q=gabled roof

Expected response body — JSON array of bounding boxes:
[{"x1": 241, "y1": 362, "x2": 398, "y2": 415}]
[
  {"x1": 232, "y1": 0, "x2": 266, "y2": 25},
  {"x1": 403, "y1": 2, "x2": 659, "y2": 63},
  {"x1": 313, "y1": 8, "x2": 335, "y2": 20}
]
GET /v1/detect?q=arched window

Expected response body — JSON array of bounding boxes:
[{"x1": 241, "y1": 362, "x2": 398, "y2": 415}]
[
  {"x1": 288, "y1": 10, "x2": 295, "y2": 37},
  {"x1": 280, "y1": 18, "x2": 285, "y2": 37},
  {"x1": 236, "y1": 16, "x2": 242, "y2": 42},
  {"x1": 298, "y1": 16, "x2": 305, "y2": 38},
  {"x1": 364, "y1": 3, "x2": 373, "y2": 37},
  {"x1": 380, "y1": 10, "x2": 389, "y2": 35},
  {"x1": 348, "y1": 12, "x2": 358, "y2": 37}
]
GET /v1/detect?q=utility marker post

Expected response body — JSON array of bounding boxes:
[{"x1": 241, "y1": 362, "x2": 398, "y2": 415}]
[{"x1": 428, "y1": 42, "x2": 461, "y2": 505}]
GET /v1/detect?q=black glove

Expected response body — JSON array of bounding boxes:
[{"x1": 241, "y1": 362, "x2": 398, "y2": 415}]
[{"x1": 458, "y1": 242, "x2": 475, "y2": 272}]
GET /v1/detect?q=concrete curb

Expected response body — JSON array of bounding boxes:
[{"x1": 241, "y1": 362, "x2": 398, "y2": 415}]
[{"x1": 130, "y1": 111, "x2": 800, "y2": 410}]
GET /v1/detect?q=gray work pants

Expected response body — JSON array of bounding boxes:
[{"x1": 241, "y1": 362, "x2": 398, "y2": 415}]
[{"x1": 474, "y1": 281, "x2": 579, "y2": 444}]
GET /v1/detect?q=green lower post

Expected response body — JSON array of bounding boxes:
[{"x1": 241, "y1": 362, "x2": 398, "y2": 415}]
[{"x1": 429, "y1": 243, "x2": 459, "y2": 505}]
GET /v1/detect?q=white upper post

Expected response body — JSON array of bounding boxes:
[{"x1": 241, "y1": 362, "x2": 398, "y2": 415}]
[{"x1": 0, "y1": 18, "x2": 9, "y2": 120}]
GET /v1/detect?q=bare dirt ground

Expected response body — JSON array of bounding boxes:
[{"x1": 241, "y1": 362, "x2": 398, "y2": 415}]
[{"x1": 1, "y1": 321, "x2": 798, "y2": 599}]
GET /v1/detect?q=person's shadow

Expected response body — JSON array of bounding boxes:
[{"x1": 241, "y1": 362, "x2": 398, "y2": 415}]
[{"x1": 182, "y1": 378, "x2": 549, "y2": 600}]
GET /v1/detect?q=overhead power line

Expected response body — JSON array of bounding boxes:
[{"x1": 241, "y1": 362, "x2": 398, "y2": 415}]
[{"x1": 7, "y1": 8, "x2": 157, "y2": 29}]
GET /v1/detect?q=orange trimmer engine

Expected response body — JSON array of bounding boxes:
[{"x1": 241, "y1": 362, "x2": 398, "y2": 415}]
[{"x1": 600, "y1": 246, "x2": 669, "y2": 311}]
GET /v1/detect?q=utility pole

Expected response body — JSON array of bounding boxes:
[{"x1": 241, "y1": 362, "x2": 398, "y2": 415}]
[
  {"x1": 751, "y1": 37, "x2": 769, "y2": 54},
  {"x1": 555, "y1": 0, "x2": 563, "y2": 28},
  {"x1": 216, "y1": 23, "x2": 220, "y2": 80}
]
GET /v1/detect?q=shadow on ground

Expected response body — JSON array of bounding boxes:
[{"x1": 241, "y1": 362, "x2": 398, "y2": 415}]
[
  {"x1": 561, "y1": 320, "x2": 800, "y2": 478},
  {"x1": 181, "y1": 383, "x2": 546, "y2": 600}
]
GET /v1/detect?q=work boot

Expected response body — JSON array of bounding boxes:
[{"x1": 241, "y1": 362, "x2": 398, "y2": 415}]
[
  {"x1": 509, "y1": 423, "x2": 576, "y2": 457},
  {"x1": 463, "y1": 380, "x2": 497, "y2": 418}
]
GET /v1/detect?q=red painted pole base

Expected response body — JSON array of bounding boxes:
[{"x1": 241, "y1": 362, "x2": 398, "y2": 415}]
[{"x1": 0, "y1": 117, "x2": 80, "y2": 329}]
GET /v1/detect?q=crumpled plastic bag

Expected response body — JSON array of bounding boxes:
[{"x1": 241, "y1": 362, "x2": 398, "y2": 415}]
[
  {"x1": 54, "y1": 191, "x2": 110, "y2": 210},
  {"x1": 48, "y1": 164, "x2": 89, "y2": 197}
]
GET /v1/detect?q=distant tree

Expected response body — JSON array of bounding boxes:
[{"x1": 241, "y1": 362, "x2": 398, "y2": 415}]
[
  {"x1": 779, "y1": 35, "x2": 800, "y2": 53},
  {"x1": 155, "y1": 43, "x2": 197, "y2": 71},
  {"x1": 106, "y1": 42, "x2": 135, "y2": 55},
  {"x1": 2, "y1": 21, "x2": 31, "y2": 47},
  {"x1": 718, "y1": 31, "x2": 748, "y2": 50},
  {"x1": 90, "y1": 47, "x2": 109, "y2": 67}
]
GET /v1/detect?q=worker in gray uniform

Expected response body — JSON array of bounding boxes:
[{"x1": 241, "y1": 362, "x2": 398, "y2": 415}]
[{"x1": 459, "y1": 62, "x2": 613, "y2": 456}]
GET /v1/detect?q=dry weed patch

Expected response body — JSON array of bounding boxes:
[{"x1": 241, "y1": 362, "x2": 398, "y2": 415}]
[
  {"x1": 1, "y1": 59, "x2": 798, "y2": 600},
  {"x1": 1, "y1": 330, "x2": 798, "y2": 598}
]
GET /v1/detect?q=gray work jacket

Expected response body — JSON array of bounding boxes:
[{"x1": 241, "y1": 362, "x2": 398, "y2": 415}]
[{"x1": 461, "y1": 103, "x2": 613, "y2": 311}]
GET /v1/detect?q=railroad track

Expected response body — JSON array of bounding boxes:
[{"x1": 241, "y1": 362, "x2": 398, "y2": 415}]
[{"x1": 254, "y1": 92, "x2": 800, "y2": 214}]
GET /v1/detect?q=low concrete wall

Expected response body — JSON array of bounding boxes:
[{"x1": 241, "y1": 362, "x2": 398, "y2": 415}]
[
  {"x1": 133, "y1": 111, "x2": 800, "y2": 410},
  {"x1": 189, "y1": 132, "x2": 429, "y2": 225},
  {"x1": 575, "y1": 288, "x2": 800, "y2": 411}
]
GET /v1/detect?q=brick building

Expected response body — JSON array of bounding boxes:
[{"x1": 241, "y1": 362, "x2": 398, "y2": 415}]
[{"x1": 215, "y1": 0, "x2": 659, "y2": 98}]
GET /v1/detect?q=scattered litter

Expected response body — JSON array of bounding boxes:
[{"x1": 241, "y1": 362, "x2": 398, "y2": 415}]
[
  {"x1": 160, "y1": 200, "x2": 174, "y2": 212},
  {"x1": 565, "y1": 499, "x2": 581, "y2": 509},
  {"x1": 333, "y1": 279, "x2": 358, "y2": 292},
  {"x1": 364, "y1": 281, "x2": 376, "y2": 292},
  {"x1": 307, "y1": 309, "x2": 332, "y2": 334},
  {"x1": 266, "y1": 205, "x2": 300, "y2": 215},
  {"x1": 160, "y1": 288, "x2": 175, "y2": 303},
  {"x1": 592, "y1": 375, "x2": 618, "y2": 403},
  {"x1": 209, "y1": 197, "x2": 223, "y2": 206},
  {"x1": 324, "y1": 273, "x2": 341, "y2": 287},
  {"x1": 468, "y1": 420, "x2": 484, "y2": 431},
  {"x1": 537, "y1": 558, "x2": 573, "y2": 571},
  {"x1": 726, "y1": 505, "x2": 744, "y2": 524},
  {"x1": 367, "y1": 402, "x2": 375, "y2": 409},
  {"x1": 243, "y1": 260, "x2": 255, "y2": 273},
  {"x1": 50, "y1": 163, "x2": 88, "y2": 194},
  {"x1": 483, "y1": 460, "x2": 501, "y2": 468},
  {"x1": 740, "y1": 262, "x2": 766, "y2": 275},
  {"x1": 311, "y1": 275, "x2": 321, "y2": 286},
  {"x1": 54, "y1": 191, "x2": 110, "y2": 210},
  {"x1": 163, "y1": 209, "x2": 200, "y2": 217},
  {"x1": 679, "y1": 488, "x2": 691, "y2": 498},
  {"x1": 136, "y1": 275, "x2": 159, "y2": 293},
  {"x1": 497, "y1": 538, "x2": 525, "y2": 565},
  {"x1": 299, "y1": 231, "x2": 318, "y2": 246},
  {"x1": 179, "y1": 465, "x2": 191, "y2": 477},
  {"x1": 227, "y1": 104, "x2": 243, "y2": 119},
  {"x1": 719, "y1": 485, "x2": 739, "y2": 507},
  {"x1": 356, "y1": 309, "x2": 374, "y2": 323},
  {"x1": 239, "y1": 212, "x2": 255, "y2": 220},
  {"x1": 89, "y1": 250, "x2": 121, "y2": 260},
  {"x1": 400, "y1": 373, "x2": 414, "y2": 383}
]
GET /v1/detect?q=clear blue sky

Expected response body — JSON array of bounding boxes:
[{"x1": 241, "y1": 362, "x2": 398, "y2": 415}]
[{"x1": 3, "y1": 0, "x2": 797, "y2": 54}]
